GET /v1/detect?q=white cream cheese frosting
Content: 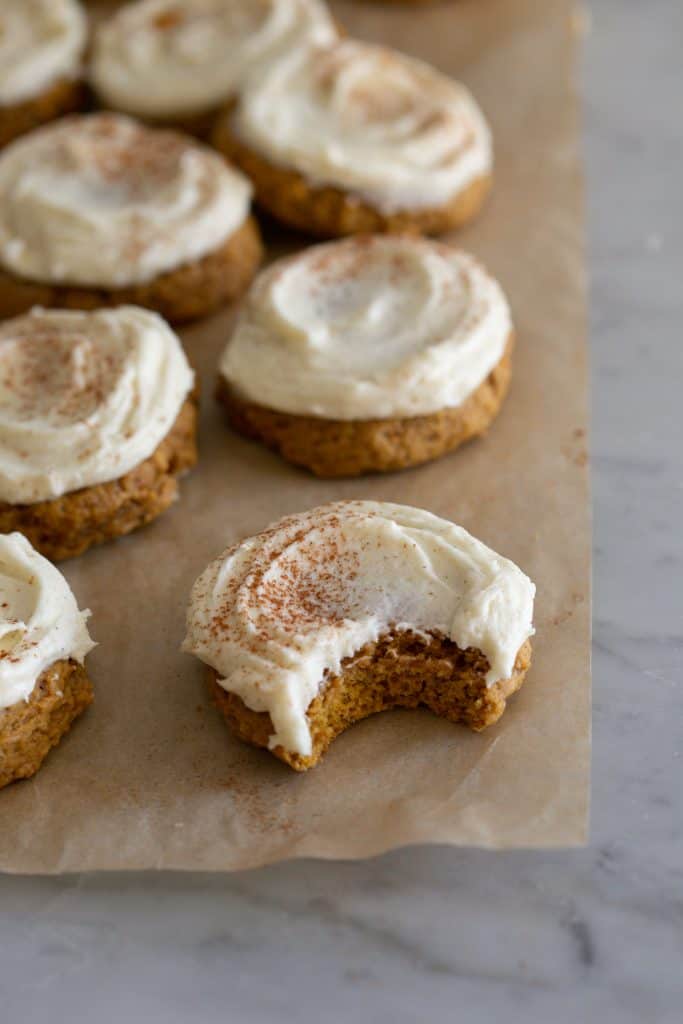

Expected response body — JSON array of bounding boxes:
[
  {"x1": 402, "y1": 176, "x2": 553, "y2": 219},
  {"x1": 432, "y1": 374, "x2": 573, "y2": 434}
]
[
  {"x1": 183, "y1": 501, "x2": 536, "y2": 756},
  {"x1": 0, "y1": 306, "x2": 194, "y2": 504},
  {"x1": 0, "y1": 0, "x2": 86, "y2": 108},
  {"x1": 231, "y1": 40, "x2": 492, "y2": 214},
  {"x1": 0, "y1": 532, "x2": 95, "y2": 710},
  {"x1": 220, "y1": 236, "x2": 512, "y2": 420},
  {"x1": 90, "y1": 0, "x2": 338, "y2": 119},
  {"x1": 0, "y1": 113, "x2": 252, "y2": 289}
]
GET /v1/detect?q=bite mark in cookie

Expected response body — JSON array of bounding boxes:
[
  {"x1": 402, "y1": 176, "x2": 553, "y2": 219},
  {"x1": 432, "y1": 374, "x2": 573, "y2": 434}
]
[
  {"x1": 210, "y1": 635, "x2": 532, "y2": 771},
  {"x1": 183, "y1": 501, "x2": 536, "y2": 770}
]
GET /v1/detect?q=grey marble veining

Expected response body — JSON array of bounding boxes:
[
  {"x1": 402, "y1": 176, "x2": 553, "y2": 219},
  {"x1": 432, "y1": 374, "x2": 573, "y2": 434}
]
[{"x1": 1, "y1": 2, "x2": 682, "y2": 1021}]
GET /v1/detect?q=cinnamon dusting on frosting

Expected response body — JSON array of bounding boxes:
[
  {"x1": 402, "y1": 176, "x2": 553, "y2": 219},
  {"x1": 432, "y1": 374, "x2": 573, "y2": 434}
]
[
  {"x1": 207, "y1": 514, "x2": 364, "y2": 650},
  {"x1": 0, "y1": 306, "x2": 194, "y2": 503},
  {"x1": 0, "y1": 325, "x2": 124, "y2": 425},
  {"x1": 61, "y1": 115, "x2": 189, "y2": 192},
  {"x1": 91, "y1": 0, "x2": 337, "y2": 120},
  {"x1": 0, "y1": 113, "x2": 252, "y2": 289},
  {"x1": 183, "y1": 501, "x2": 536, "y2": 756},
  {"x1": 231, "y1": 39, "x2": 492, "y2": 214},
  {"x1": 221, "y1": 235, "x2": 511, "y2": 420}
]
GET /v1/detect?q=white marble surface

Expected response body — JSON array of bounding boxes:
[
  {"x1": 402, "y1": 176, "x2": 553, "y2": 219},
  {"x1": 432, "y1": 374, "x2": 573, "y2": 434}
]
[{"x1": 1, "y1": 2, "x2": 682, "y2": 1021}]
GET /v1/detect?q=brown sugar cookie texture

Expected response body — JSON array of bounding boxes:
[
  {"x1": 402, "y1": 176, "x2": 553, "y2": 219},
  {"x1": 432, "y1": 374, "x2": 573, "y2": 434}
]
[
  {"x1": 218, "y1": 341, "x2": 511, "y2": 477},
  {"x1": 214, "y1": 39, "x2": 492, "y2": 238},
  {"x1": 218, "y1": 236, "x2": 513, "y2": 476},
  {"x1": 0, "y1": 113, "x2": 262, "y2": 324},
  {"x1": 0, "y1": 396, "x2": 199, "y2": 562},
  {"x1": 210, "y1": 636, "x2": 533, "y2": 772},
  {"x1": 0, "y1": 78, "x2": 86, "y2": 151},
  {"x1": 0, "y1": 533, "x2": 95, "y2": 789},
  {"x1": 183, "y1": 501, "x2": 536, "y2": 772},
  {"x1": 0, "y1": 0, "x2": 87, "y2": 149},
  {"x1": 213, "y1": 123, "x2": 491, "y2": 239},
  {"x1": 89, "y1": 0, "x2": 339, "y2": 130},
  {"x1": 0, "y1": 217, "x2": 263, "y2": 326},
  {"x1": 0, "y1": 306, "x2": 198, "y2": 560},
  {"x1": 0, "y1": 659, "x2": 93, "y2": 788}
]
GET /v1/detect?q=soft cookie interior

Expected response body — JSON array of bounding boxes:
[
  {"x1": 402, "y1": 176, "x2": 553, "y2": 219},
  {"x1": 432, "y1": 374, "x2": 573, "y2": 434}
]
[
  {"x1": 0, "y1": 659, "x2": 93, "y2": 788},
  {"x1": 210, "y1": 632, "x2": 532, "y2": 771}
]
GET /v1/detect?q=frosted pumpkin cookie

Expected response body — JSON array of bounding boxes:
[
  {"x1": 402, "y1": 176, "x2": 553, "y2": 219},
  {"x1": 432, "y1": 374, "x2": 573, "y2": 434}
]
[
  {"x1": 91, "y1": 0, "x2": 338, "y2": 134},
  {"x1": 0, "y1": 0, "x2": 87, "y2": 150},
  {"x1": 213, "y1": 39, "x2": 492, "y2": 237},
  {"x1": 0, "y1": 113, "x2": 262, "y2": 324},
  {"x1": 0, "y1": 532, "x2": 95, "y2": 788},
  {"x1": 183, "y1": 501, "x2": 535, "y2": 771},
  {"x1": 0, "y1": 306, "x2": 198, "y2": 561},
  {"x1": 218, "y1": 235, "x2": 512, "y2": 476}
]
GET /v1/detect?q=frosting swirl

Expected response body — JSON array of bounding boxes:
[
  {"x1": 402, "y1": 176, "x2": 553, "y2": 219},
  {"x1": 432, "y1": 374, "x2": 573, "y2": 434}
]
[
  {"x1": 0, "y1": 0, "x2": 86, "y2": 107},
  {"x1": 91, "y1": 0, "x2": 338, "y2": 119},
  {"x1": 0, "y1": 306, "x2": 194, "y2": 504},
  {"x1": 232, "y1": 40, "x2": 492, "y2": 213},
  {"x1": 183, "y1": 501, "x2": 536, "y2": 756},
  {"x1": 0, "y1": 113, "x2": 252, "y2": 288},
  {"x1": 0, "y1": 532, "x2": 95, "y2": 710},
  {"x1": 220, "y1": 236, "x2": 512, "y2": 419}
]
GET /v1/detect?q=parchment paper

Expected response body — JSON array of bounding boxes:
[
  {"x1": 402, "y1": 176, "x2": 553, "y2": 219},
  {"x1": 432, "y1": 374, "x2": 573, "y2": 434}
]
[{"x1": 0, "y1": 0, "x2": 590, "y2": 872}]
